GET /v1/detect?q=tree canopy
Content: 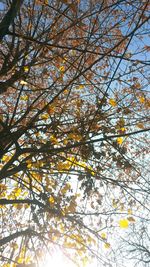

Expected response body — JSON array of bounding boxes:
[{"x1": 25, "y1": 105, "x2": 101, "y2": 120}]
[{"x1": 0, "y1": 0, "x2": 150, "y2": 267}]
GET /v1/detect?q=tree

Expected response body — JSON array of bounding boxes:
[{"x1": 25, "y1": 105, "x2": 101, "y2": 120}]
[
  {"x1": 115, "y1": 220, "x2": 150, "y2": 267},
  {"x1": 0, "y1": 0, "x2": 150, "y2": 266}
]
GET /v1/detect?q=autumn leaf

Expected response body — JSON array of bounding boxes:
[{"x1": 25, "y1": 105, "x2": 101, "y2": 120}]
[
  {"x1": 77, "y1": 84, "x2": 84, "y2": 90},
  {"x1": 144, "y1": 45, "x2": 150, "y2": 51},
  {"x1": 133, "y1": 82, "x2": 141, "y2": 89},
  {"x1": 27, "y1": 162, "x2": 32, "y2": 168},
  {"x1": 0, "y1": 114, "x2": 3, "y2": 121},
  {"x1": 109, "y1": 99, "x2": 117, "y2": 107},
  {"x1": 61, "y1": 183, "x2": 71, "y2": 194},
  {"x1": 0, "y1": 1, "x2": 149, "y2": 265},
  {"x1": 125, "y1": 52, "x2": 132, "y2": 58},
  {"x1": 101, "y1": 233, "x2": 107, "y2": 240},
  {"x1": 104, "y1": 242, "x2": 111, "y2": 249},
  {"x1": 136, "y1": 122, "x2": 144, "y2": 129},
  {"x1": 127, "y1": 209, "x2": 132, "y2": 215},
  {"x1": 20, "y1": 80, "x2": 27, "y2": 85},
  {"x1": 50, "y1": 135, "x2": 58, "y2": 144},
  {"x1": 117, "y1": 137, "x2": 123, "y2": 145},
  {"x1": 49, "y1": 196, "x2": 55, "y2": 204},
  {"x1": 20, "y1": 95, "x2": 28, "y2": 101},
  {"x1": 67, "y1": 201, "x2": 77, "y2": 213},
  {"x1": 47, "y1": 105, "x2": 55, "y2": 115},
  {"x1": 127, "y1": 216, "x2": 136, "y2": 223},
  {"x1": 59, "y1": 66, "x2": 65, "y2": 72},
  {"x1": 2, "y1": 155, "x2": 11, "y2": 162},
  {"x1": 0, "y1": 183, "x2": 7, "y2": 192},
  {"x1": 41, "y1": 113, "x2": 49, "y2": 120},
  {"x1": 62, "y1": 57, "x2": 67, "y2": 63},
  {"x1": 68, "y1": 132, "x2": 82, "y2": 141},
  {"x1": 24, "y1": 66, "x2": 29, "y2": 72},
  {"x1": 13, "y1": 188, "x2": 22, "y2": 197},
  {"x1": 82, "y1": 256, "x2": 89, "y2": 266},
  {"x1": 119, "y1": 219, "x2": 129, "y2": 229},
  {"x1": 118, "y1": 127, "x2": 126, "y2": 133},
  {"x1": 139, "y1": 96, "x2": 145, "y2": 104}
]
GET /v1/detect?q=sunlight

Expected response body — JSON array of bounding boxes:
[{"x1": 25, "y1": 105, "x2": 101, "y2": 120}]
[
  {"x1": 40, "y1": 250, "x2": 76, "y2": 267},
  {"x1": 41, "y1": 252, "x2": 97, "y2": 267},
  {"x1": 39, "y1": 247, "x2": 138, "y2": 267}
]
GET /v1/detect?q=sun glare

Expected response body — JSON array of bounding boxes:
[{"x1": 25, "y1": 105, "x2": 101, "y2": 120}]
[{"x1": 40, "y1": 250, "x2": 76, "y2": 267}]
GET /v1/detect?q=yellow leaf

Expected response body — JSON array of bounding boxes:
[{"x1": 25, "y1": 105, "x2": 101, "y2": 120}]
[
  {"x1": 101, "y1": 233, "x2": 107, "y2": 240},
  {"x1": 104, "y1": 242, "x2": 111, "y2": 249},
  {"x1": 119, "y1": 219, "x2": 129, "y2": 229},
  {"x1": 86, "y1": 165, "x2": 95, "y2": 176},
  {"x1": 2, "y1": 155, "x2": 11, "y2": 162},
  {"x1": 68, "y1": 133, "x2": 82, "y2": 141},
  {"x1": 20, "y1": 80, "x2": 27, "y2": 85},
  {"x1": 109, "y1": 98, "x2": 117, "y2": 107},
  {"x1": 82, "y1": 256, "x2": 88, "y2": 266},
  {"x1": 41, "y1": 113, "x2": 49, "y2": 120},
  {"x1": 13, "y1": 203, "x2": 23, "y2": 210},
  {"x1": 57, "y1": 161, "x2": 71, "y2": 172},
  {"x1": 61, "y1": 183, "x2": 71, "y2": 194},
  {"x1": 14, "y1": 188, "x2": 22, "y2": 197},
  {"x1": 120, "y1": 127, "x2": 126, "y2": 132},
  {"x1": 24, "y1": 255, "x2": 31, "y2": 264},
  {"x1": 17, "y1": 257, "x2": 24, "y2": 264},
  {"x1": 63, "y1": 138, "x2": 68, "y2": 145},
  {"x1": 27, "y1": 163, "x2": 32, "y2": 169},
  {"x1": 49, "y1": 196, "x2": 55, "y2": 204},
  {"x1": 63, "y1": 89, "x2": 68, "y2": 94},
  {"x1": 24, "y1": 66, "x2": 29, "y2": 72},
  {"x1": 78, "y1": 161, "x2": 87, "y2": 168},
  {"x1": 20, "y1": 95, "x2": 28, "y2": 101},
  {"x1": 117, "y1": 137, "x2": 123, "y2": 145},
  {"x1": 127, "y1": 209, "x2": 132, "y2": 215},
  {"x1": 77, "y1": 84, "x2": 84, "y2": 90},
  {"x1": 50, "y1": 135, "x2": 58, "y2": 144},
  {"x1": 59, "y1": 66, "x2": 65, "y2": 72},
  {"x1": 62, "y1": 57, "x2": 67, "y2": 63},
  {"x1": 139, "y1": 96, "x2": 145, "y2": 103}
]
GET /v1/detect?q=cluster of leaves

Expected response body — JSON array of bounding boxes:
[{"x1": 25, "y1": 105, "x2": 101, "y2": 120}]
[{"x1": 0, "y1": 0, "x2": 150, "y2": 267}]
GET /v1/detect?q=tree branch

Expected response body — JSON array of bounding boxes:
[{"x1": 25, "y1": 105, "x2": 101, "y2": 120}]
[
  {"x1": 20, "y1": 127, "x2": 150, "y2": 155},
  {"x1": 0, "y1": 229, "x2": 38, "y2": 246},
  {"x1": 0, "y1": 0, "x2": 23, "y2": 41}
]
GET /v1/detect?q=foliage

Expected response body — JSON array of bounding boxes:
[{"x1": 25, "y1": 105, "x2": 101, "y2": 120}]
[{"x1": 0, "y1": 0, "x2": 150, "y2": 266}]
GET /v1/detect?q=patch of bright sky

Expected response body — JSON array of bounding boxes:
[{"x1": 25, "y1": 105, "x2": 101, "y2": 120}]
[
  {"x1": 0, "y1": 1, "x2": 6, "y2": 10},
  {"x1": 39, "y1": 247, "x2": 135, "y2": 267}
]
